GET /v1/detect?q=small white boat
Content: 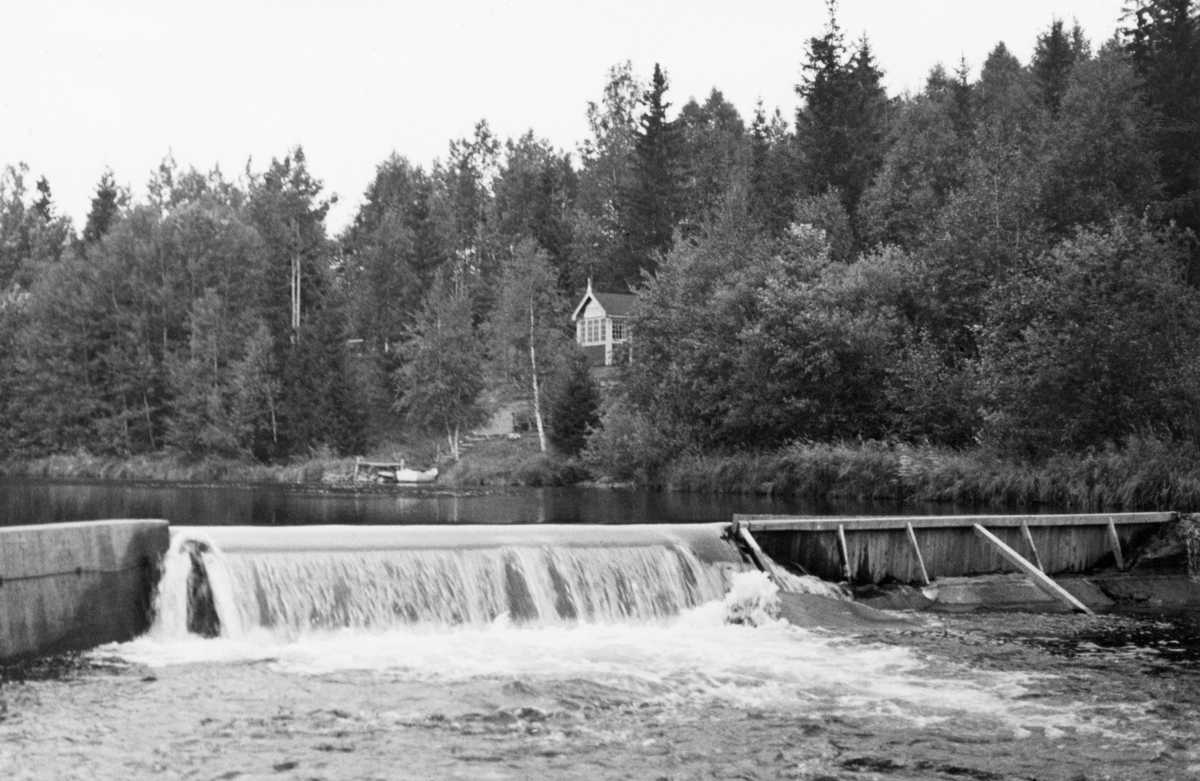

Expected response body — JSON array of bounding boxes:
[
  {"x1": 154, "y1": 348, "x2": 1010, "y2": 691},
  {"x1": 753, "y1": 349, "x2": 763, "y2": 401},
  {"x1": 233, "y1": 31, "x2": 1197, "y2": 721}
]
[{"x1": 392, "y1": 466, "x2": 439, "y2": 484}]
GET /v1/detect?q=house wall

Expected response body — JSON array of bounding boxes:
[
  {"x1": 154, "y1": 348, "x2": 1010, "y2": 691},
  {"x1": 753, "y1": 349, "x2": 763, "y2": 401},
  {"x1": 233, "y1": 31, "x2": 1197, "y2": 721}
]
[
  {"x1": 574, "y1": 294, "x2": 632, "y2": 367},
  {"x1": 576, "y1": 299, "x2": 612, "y2": 364},
  {"x1": 580, "y1": 299, "x2": 606, "y2": 319}
]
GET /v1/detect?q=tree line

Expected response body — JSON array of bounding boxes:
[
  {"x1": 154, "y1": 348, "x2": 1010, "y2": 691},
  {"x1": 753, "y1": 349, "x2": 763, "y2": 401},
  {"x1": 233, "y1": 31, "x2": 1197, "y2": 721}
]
[{"x1": 0, "y1": 0, "x2": 1198, "y2": 468}]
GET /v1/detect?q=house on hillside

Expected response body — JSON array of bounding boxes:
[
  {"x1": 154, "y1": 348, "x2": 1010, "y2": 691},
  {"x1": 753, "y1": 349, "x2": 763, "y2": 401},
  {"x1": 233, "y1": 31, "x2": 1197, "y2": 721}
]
[{"x1": 571, "y1": 280, "x2": 635, "y2": 367}]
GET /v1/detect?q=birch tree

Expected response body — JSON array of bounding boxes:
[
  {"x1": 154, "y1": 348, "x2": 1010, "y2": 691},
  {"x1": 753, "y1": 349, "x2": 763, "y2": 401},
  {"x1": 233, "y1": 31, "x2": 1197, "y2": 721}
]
[
  {"x1": 487, "y1": 239, "x2": 569, "y2": 452},
  {"x1": 393, "y1": 273, "x2": 487, "y2": 459}
]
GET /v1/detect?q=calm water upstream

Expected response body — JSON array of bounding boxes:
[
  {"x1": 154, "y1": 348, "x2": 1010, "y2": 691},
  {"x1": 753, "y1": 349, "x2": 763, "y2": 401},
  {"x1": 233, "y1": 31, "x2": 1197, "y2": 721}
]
[{"x1": 0, "y1": 476, "x2": 970, "y2": 527}]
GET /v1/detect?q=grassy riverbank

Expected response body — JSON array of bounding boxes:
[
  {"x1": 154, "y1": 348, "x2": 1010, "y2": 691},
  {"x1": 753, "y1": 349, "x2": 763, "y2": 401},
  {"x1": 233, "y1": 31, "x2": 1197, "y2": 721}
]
[
  {"x1": 656, "y1": 436, "x2": 1200, "y2": 512},
  {"x1": 0, "y1": 451, "x2": 355, "y2": 485},
  {"x1": 439, "y1": 438, "x2": 589, "y2": 487},
  {"x1": 7, "y1": 435, "x2": 1199, "y2": 512},
  {"x1": 0, "y1": 436, "x2": 590, "y2": 489}
]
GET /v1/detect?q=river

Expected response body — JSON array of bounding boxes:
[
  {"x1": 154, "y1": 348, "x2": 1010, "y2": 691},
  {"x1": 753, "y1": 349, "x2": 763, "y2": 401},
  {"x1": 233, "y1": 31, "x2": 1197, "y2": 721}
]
[
  {"x1": 0, "y1": 475, "x2": 966, "y2": 527},
  {"x1": 2, "y1": 477, "x2": 1199, "y2": 779}
]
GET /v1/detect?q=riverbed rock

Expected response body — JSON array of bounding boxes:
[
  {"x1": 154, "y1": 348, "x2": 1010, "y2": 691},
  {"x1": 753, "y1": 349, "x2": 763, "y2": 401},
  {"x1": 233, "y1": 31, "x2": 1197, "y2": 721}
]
[
  {"x1": 1055, "y1": 577, "x2": 1115, "y2": 608},
  {"x1": 1089, "y1": 572, "x2": 1200, "y2": 606},
  {"x1": 915, "y1": 573, "x2": 1114, "y2": 612},
  {"x1": 921, "y1": 574, "x2": 1052, "y2": 609},
  {"x1": 776, "y1": 592, "x2": 917, "y2": 630}
]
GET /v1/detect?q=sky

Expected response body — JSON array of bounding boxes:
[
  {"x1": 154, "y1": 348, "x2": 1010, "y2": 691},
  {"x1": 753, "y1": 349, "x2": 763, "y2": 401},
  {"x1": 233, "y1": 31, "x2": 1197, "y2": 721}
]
[{"x1": 2, "y1": 0, "x2": 1130, "y2": 235}]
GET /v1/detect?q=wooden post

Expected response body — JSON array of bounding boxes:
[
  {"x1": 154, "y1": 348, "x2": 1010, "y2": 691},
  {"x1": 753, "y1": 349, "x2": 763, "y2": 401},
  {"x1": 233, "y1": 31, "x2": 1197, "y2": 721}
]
[
  {"x1": 1020, "y1": 521, "x2": 1045, "y2": 572},
  {"x1": 736, "y1": 526, "x2": 787, "y2": 591},
  {"x1": 905, "y1": 522, "x2": 930, "y2": 586},
  {"x1": 352, "y1": 457, "x2": 360, "y2": 482},
  {"x1": 836, "y1": 524, "x2": 853, "y2": 582},
  {"x1": 1106, "y1": 519, "x2": 1126, "y2": 571},
  {"x1": 972, "y1": 524, "x2": 1093, "y2": 614}
]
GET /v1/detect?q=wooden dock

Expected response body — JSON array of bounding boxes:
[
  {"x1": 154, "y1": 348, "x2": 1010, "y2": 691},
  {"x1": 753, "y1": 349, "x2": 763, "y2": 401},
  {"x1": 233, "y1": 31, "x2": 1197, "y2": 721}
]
[{"x1": 733, "y1": 513, "x2": 1176, "y2": 612}]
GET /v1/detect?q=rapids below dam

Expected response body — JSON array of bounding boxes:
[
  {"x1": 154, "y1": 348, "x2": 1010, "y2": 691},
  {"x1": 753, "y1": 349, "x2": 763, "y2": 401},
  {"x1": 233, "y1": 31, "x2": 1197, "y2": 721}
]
[{"x1": 1, "y1": 478, "x2": 1200, "y2": 779}]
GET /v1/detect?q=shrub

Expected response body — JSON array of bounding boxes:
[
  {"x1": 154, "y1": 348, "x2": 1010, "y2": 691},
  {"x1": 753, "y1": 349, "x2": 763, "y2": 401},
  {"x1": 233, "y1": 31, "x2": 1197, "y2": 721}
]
[
  {"x1": 546, "y1": 352, "x2": 601, "y2": 457},
  {"x1": 582, "y1": 399, "x2": 676, "y2": 481}
]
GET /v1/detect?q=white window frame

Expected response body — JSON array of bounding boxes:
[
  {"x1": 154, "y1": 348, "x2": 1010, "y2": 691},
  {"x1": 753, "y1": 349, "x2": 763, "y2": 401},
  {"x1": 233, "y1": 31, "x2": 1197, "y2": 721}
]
[
  {"x1": 610, "y1": 318, "x2": 627, "y2": 342},
  {"x1": 579, "y1": 317, "x2": 606, "y2": 345}
]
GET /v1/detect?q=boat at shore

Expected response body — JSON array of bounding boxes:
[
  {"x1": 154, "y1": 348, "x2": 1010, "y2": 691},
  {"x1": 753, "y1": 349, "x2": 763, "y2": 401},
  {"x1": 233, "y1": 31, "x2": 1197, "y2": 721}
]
[
  {"x1": 389, "y1": 466, "x2": 438, "y2": 484},
  {"x1": 352, "y1": 458, "x2": 439, "y2": 484}
]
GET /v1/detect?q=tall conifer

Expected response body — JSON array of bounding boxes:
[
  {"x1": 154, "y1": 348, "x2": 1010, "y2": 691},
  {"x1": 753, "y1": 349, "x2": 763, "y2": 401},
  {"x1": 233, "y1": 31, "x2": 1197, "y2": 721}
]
[
  {"x1": 749, "y1": 102, "x2": 801, "y2": 236},
  {"x1": 618, "y1": 63, "x2": 681, "y2": 287},
  {"x1": 1123, "y1": 0, "x2": 1200, "y2": 209},
  {"x1": 1032, "y1": 18, "x2": 1089, "y2": 115},
  {"x1": 83, "y1": 170, "x2": 124, "y2": 245},
  {"x1": 795, "y1": 1, "x2": 889, "y2": 233}
]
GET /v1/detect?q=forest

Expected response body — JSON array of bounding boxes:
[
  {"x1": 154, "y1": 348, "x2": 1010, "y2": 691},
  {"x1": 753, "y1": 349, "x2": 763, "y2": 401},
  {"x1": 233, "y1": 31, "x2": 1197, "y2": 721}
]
[{"x1": 1, "y1": 1, "x2": 1199, "y2": 499}]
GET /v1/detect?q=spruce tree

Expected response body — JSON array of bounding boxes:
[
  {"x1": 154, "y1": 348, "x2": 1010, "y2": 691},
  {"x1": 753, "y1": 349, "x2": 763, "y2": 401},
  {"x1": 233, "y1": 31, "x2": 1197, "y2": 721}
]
[
  {"x1": 618, "y1": 63, "x2": 681, "y2": 287},
  {"x1": 1032, "y1": 19, "x2": 1089, "y2": 115},
  {"x1": 32, "y1": 177, "x2": 53, "y2": 222},
  {"x1": 1123, "y1": 0, "x2": 1200, "y2": 209},
  {"x1": 749, "y1": 102, "x2": 801, "y2": 236},
  {"x1": 843, "y1": 36, "x2": 889, "y2": 216},
  {"x1": 795, "y1": 1, "x2": 889, "y2": 232},
  {"x1": 547, "y1": 352, "x2": 601, "y2": 456},
  {"x1": 83, "y1": 170, "x2": 123, "y2": 244},
  {"x1": 949, "y1": 57, "x2": 975, "y2": 138}
]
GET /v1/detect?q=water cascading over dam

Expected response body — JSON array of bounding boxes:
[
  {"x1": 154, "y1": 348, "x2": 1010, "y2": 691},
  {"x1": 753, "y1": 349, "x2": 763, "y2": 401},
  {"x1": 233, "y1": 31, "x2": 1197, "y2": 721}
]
[{"x1": 154, "y1": 524, "x2": 752, "y2": 639}]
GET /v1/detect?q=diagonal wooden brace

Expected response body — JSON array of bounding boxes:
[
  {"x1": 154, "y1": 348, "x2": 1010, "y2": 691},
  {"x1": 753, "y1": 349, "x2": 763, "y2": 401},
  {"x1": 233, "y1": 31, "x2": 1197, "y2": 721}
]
[{"x1": 973, "y1": 524, "x2": 1092, "y2": 614}]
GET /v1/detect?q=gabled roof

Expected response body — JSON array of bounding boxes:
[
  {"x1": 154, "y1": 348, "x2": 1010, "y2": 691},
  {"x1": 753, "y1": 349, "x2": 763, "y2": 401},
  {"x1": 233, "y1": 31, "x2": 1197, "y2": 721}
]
[
  {"x1": 593, "y1": 291, "x2": 636, "y2": 317},
  {"x1": 571, "y1": 279, "x2": 637, "y2": 321}
]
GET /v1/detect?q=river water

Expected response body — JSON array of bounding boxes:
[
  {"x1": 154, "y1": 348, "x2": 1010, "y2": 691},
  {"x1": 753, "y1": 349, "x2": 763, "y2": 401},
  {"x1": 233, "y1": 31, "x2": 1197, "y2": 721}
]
[
  {"x1": 0, "y1": 476, "x2": 977, "y2": 527},
  {"x1": 2, "y1": 478, "x2": 1199, "y2": 779}
]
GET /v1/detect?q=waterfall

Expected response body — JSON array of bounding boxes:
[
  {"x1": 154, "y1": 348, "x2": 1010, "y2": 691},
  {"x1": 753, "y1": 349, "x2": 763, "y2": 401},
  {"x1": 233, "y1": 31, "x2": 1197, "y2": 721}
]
[{"x1": 153, "y1": 525, "x2": 748, "y2": 638}]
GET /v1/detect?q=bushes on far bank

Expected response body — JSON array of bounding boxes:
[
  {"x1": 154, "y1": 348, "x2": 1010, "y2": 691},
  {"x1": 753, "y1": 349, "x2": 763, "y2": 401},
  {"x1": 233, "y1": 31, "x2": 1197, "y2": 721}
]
[
  {"x1": 440, "y1": 437, "x2": 591, "y2": 487},
  {"x1": 11, "y1": 431, "x2": 1200, "y2": 514},
  {"x1": 0, "y1": 450, "x2": 352, "y2": 484},
  {"x1": 662, "y1": 441, "x2": 900, "y2": 502},
  {"x1": 1, "y1": 436, "x2": 593, "y2": 489},
  {"x1": 653, "y1": 436, "x2": 1200, "y2": 512}
]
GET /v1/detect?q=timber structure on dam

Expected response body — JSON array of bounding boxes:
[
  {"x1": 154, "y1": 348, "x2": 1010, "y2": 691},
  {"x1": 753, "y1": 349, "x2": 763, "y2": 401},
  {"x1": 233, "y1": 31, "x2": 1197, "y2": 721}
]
[{"x1": 733, "y1": 512, "x2": 1179, "y2": 614}]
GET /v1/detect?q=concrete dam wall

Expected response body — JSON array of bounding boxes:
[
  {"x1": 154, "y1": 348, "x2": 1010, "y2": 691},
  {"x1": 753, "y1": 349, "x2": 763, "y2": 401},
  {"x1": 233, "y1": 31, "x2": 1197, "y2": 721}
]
[{"x1": 0, "y1": 519, "x2": 170, "y2": 661}]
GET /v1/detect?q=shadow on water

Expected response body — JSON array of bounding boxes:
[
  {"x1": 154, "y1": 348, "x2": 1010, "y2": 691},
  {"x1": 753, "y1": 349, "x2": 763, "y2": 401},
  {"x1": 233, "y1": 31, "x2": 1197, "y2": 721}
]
[
  {"x1": 0, "y1": 652, "x2": 131, "y2": 684},
  {"x1": 1020, "y1": 608, "x2": 1200, "y2": 672},
  {"x1": 0, "y1": 476, "x2": 980, "y2": 527}
]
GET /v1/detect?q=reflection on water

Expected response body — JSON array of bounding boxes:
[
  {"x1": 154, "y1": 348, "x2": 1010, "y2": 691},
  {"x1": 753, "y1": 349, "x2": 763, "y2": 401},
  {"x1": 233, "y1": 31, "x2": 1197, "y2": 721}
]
[
  {"x1": 0, "y1": 476, "x2": 962, "y2": 527},
  {"x1": 0, "y1": 477, "x2": 798, "y2": 527}
]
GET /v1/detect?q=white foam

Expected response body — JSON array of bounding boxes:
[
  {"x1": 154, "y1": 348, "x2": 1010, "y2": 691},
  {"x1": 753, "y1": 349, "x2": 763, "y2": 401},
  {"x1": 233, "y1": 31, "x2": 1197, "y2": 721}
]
[
  {"x1": 114, "y1": 534, "x2": 1103, "y2": 738},
  {"x1": 106, "y1": 571, "x2": 1086, "y2": 737},
  {"x1": 154, "y1": 527, "x2": 742, "y2": 637}
]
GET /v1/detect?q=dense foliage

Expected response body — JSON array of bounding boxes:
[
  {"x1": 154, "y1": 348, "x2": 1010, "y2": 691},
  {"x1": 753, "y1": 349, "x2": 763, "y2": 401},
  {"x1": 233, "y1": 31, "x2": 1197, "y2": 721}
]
[{"x1": 1, "y1": 0, "x2": 1199, "y2": 471}]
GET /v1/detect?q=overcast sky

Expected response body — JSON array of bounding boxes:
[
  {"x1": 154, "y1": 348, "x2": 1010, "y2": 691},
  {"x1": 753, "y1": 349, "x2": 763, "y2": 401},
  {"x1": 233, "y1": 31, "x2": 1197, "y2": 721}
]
[{"x1": 2, "y1": 0, "x2": 1129, "y2": 235}]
